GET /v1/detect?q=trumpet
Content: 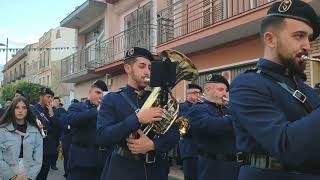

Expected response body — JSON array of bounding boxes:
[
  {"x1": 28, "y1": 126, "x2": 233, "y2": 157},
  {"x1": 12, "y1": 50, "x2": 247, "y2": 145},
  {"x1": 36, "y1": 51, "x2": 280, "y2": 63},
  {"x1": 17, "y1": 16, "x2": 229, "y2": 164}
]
[
  {"x1": 222, "y1": 97, "x2": 229, "y2": 103},
  {"x1": 222, "y1": 97, "x2": 230, "y2": 108},
  {"x1": 300, "y1": 55, "x2": 320, "y2": 62}
]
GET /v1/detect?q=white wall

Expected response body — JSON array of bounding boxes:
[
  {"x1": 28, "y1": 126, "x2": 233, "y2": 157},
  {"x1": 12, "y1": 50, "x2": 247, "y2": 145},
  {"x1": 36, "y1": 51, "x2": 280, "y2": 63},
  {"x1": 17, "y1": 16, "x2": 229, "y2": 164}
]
[{"x1": 50, "y1": 27, "x2": 77, "y2": 61}]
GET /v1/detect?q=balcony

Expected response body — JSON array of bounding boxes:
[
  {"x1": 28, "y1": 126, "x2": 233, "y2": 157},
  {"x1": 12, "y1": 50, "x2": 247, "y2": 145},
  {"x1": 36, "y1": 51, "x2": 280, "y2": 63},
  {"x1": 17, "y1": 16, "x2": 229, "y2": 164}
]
[
  {"x1": 61, "y1": 47, "x2": 103, "y2": 83},
  {"x1": 157, "y1": 0, "x2": 277, "y2": 53},
  {"x1": 94, "y1": 24, "x2": 157, "y2": 73},
  {"x1": 60, "y1": 0, "x2": 106, "y2": 29},
  {"x1": 61, "y1": 24, "x2": 157, "y2": 82}
]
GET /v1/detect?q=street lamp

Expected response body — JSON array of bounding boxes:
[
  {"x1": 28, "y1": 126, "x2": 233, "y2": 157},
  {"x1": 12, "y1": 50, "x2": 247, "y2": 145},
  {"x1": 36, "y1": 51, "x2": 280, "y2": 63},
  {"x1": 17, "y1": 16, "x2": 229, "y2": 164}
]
[{"x1": 0, "y1": 38, "x2": 8, "y2": 63}]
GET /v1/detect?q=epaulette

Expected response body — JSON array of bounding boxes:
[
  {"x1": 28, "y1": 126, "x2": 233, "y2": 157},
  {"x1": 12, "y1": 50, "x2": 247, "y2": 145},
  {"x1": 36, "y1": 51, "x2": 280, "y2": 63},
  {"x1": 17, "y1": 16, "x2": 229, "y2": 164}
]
[{"x1": 244, "y1": 68, "x2": 258, "y2": 73}]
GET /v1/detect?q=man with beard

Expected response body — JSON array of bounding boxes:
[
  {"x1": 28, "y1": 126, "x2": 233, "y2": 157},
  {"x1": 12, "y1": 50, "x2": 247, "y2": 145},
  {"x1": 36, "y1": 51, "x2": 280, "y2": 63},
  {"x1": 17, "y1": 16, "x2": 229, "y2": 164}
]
[
  {"x1": 230, "y1": 0, "x2": 320, "y2": 180},
  {"x1": 97, "y1": 47, "x2": 180, "y2": 180}
]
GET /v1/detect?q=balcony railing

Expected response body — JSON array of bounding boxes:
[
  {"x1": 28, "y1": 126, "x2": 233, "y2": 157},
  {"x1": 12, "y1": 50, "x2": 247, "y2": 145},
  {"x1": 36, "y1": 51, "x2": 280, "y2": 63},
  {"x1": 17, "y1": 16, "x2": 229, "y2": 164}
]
[
  {"x1": 61, "y1": 24, "x2": 156, "y2": 79},
  {"x1": 61, "y1": 47, "x2": 95, "y2": 78},
  {"x1": 93, "y1": 23, "x2": 157, "y2": 68},
  {"x1": 157, "y1": 0, "x2": 276, "y2": 44}
]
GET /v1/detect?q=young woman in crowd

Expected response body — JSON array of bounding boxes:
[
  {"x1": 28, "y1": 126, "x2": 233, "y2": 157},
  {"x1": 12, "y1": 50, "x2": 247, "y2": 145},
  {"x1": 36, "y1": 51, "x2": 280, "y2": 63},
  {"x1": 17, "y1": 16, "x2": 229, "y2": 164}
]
[{"x1": 0, "y1": 97, "x2": 43, "y2": 180}]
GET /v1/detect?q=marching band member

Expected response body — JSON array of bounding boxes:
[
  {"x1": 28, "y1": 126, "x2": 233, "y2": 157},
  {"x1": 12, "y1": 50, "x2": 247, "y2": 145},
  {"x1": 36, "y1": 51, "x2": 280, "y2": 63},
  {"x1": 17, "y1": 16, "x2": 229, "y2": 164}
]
[
  {"x1": 66, "y1": 80, "x2": 110, "y2": 180},
  {"x1": 188, "y1": 75, "x2": 238, "y2": 180},
  {"x1": 230, "y1": 0, "x2": 320, "y2": 179},
  {"x1": 97, "y1": 47, "x2": 180, "y2": 180},
  {"x1": 179, "y1": 84, "x2": 202, "y2": 180}
]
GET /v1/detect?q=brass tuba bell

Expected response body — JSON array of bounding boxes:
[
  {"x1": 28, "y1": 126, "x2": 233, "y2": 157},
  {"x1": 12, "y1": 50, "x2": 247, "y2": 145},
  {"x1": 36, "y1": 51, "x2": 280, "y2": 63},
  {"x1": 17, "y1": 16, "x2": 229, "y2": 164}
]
[{"x1": 139, "y1": 50, "x2": 199, "y2": 136}]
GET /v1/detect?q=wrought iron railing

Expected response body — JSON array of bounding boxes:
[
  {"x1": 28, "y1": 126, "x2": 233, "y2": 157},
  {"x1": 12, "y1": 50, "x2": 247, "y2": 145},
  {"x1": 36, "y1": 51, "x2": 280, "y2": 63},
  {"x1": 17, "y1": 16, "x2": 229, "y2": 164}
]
[
  {"x1": 61, "y1": 47, "x2": 94, "y2": 78},
  {"x1": 61, "y1": 24, "x2": 156, "y2": 79},
  {"x1": 157, "y1": 0, "x2": 276, "y2": 44},
  {"x1": 93, "y1": 24, "x2": 157, "y2": 68}
]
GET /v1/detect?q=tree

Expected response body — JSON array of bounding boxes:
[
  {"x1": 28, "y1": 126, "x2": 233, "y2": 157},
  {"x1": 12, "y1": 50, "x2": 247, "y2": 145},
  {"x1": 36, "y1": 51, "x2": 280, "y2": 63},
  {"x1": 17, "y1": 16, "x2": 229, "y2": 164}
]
[{"x1": 1, "y1": 82, "x2": 46, "y2": 105}]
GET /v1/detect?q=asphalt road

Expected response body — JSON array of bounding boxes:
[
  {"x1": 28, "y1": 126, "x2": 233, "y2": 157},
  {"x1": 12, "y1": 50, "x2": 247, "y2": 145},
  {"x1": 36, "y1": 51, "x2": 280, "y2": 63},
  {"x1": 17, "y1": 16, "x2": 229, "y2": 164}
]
[{"x1": 47, "y1": 160, "x2": 184, "y2": 180}]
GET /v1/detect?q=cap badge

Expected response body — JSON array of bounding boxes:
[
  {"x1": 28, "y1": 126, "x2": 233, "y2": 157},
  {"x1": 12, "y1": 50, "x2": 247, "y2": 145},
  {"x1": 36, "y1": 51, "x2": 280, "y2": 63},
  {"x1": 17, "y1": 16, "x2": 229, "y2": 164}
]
[
  {"x1": 278, "y1": 0, "x2": 292, "y2": 13},
  {"x1": 128, "y1": 48, "x2": 135, "y2": 56},
  {"x1": 206, "y1": 74, "x2": 213, "y2": 81}
]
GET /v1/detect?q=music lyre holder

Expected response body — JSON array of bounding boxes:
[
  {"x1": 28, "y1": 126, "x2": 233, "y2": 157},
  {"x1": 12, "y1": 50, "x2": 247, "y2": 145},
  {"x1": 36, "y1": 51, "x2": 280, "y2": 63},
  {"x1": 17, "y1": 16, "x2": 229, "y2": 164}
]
[{"x1": 150, "y1": 57, "x2": 176, "y2": 107}]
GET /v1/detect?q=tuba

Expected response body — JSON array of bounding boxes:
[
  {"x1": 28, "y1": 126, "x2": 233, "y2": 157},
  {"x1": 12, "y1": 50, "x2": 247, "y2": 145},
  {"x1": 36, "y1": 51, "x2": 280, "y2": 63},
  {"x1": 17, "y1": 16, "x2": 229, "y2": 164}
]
[{"x1": 140, "y1": 50, "x2": 199, "y2": 136}]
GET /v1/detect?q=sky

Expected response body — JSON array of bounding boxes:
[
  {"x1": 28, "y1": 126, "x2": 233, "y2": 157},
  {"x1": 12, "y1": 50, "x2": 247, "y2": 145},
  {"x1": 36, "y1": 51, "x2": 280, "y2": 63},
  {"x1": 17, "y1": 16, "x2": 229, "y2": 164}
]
[{"x1": 0, "y1": 0, "x2": 86, "y2": 65}]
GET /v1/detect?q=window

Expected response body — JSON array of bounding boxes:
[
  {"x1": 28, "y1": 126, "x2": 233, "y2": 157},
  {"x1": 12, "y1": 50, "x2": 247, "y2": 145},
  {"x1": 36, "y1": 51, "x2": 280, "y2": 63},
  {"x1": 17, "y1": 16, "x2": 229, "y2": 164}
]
[
  {"x1": 56, "y1": 29, "x2": 61, "y2": 39},
  {"x1": 124, "y1": 2, "x2": 153, "y2": 49},
  {"x1": 46, "y1": 51, "x2": 50, "y2": 67},
  {"x1": 47, "y1": 75, "x2": 50, "y2": 86},
  {"x1": 23, "y1": 62, "x2": 26, "y2": 75},
  {"x1": 19, "y1": 64, "x2": 22, "y2": 77},
  {"x1": 14, "y1": 68, "x2": 17, "y2": 80}
]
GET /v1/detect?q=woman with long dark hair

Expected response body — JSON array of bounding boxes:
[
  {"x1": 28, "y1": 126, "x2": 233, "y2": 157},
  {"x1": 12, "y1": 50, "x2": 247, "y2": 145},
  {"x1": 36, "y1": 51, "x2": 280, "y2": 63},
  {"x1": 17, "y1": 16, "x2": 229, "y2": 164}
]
[{"x1": 0, "y1": 97, "x2": 43, "y2": 180}]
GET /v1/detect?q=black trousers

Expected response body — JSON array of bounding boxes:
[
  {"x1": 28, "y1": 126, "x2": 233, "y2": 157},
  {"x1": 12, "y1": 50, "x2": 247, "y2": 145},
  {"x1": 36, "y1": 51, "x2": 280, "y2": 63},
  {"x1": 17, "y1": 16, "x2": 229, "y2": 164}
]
[
  {"x1": 62, "y1": 135, "x2": 71, "y2": 177},
  {"x1": 183, "y1": 157, "x2": 198, "y2": 180},
  {"x1": 67, "y1": 167, "x2": 103, "y2": 180},
  {"x1": 36, "y1": 155, "x2": 55, "y2": 180}
]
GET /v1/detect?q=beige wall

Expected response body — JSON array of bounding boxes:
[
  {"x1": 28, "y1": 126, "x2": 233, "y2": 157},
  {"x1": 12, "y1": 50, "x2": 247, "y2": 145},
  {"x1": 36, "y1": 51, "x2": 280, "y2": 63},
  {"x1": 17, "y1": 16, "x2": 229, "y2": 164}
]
[
  {"x1": 73, "y1": 76, "x2": 106, "y2": 100},
  {"x1": 108, "y1": 73, "x2": 127, "y2": 91},
  {"x1": 172, "y1": 36, "x2": 263, "y2": 100},
  {"x1": 189, "y1": 36, "x2": 263, "y2": 70}
]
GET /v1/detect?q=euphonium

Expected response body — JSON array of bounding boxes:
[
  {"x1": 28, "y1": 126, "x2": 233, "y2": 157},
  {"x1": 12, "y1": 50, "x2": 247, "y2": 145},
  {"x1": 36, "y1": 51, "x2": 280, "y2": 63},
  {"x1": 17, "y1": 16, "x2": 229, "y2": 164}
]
[{"x1": 140, "y1": 50, "x2": 199, "y2": 136}]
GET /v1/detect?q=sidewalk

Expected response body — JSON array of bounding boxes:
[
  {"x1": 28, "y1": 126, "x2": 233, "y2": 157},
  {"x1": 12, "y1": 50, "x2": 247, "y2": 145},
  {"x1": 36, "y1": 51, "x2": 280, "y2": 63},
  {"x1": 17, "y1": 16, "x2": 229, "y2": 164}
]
[{"x1": 169, "y1": 165, "x2": 184, "y2": 180}]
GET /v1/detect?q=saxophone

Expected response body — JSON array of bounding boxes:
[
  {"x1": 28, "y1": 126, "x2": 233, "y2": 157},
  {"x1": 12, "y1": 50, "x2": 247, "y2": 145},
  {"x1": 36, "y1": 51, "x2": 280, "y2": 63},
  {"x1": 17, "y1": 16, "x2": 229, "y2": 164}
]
[{"x1": 140, "y1": 50, "x2": 199, "y2": 136}]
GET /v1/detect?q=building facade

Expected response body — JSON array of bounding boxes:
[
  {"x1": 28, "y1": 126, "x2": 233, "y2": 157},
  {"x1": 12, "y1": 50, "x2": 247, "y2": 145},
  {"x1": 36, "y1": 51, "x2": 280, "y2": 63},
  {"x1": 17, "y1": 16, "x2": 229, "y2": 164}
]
[
  {"x1": 60, "y1": 0, "x2": 320, "y2": 102},
  {"x1": 2, "y1": 45, "x2": 29, "y2": 85},
  {"x1": 156, "y1": 0, "x2": 320, "y2": 101},
  {"x1": 60, "y1": 0, "x2": 158, "y2": 100}
]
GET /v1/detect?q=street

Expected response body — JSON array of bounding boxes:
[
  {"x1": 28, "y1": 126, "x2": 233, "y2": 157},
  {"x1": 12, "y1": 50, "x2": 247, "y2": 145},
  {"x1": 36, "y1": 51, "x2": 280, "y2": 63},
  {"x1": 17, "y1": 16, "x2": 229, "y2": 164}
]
[{"x1": 47, "y1": 160, "x2": 184, "y2": 180}]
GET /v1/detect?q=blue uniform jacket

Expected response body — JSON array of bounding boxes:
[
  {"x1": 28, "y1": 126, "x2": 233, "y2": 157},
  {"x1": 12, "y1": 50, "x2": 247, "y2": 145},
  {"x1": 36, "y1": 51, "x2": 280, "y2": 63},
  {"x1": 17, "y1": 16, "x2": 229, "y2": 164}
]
[
  {"x1": 188, "y1": 101, "x2": 236, "y2": 155},
  {"x1": 53, "y1": 107, "x2": 66, "y2": 138},
  {"x1": 66, "y1": 100, "x2": 111, "y2": 168},
  {"x1": 54, "y1": 108, "x2": 69, "y2": 139},
  {"x1": 230, "y1": 59, "x2": 320, "y2": 169},
  {"x1": 66, "y1": 101, "x2": 98, "y2": 145},
  {"x1": 179, "y1": 101, "x2": 198, "y2": 159},
  {"x1": 32, "y1": 104, "x2": 59, "y2": 156},
  {"x1": 97, "y1": 85, "x2": 180, "y2": 155}
]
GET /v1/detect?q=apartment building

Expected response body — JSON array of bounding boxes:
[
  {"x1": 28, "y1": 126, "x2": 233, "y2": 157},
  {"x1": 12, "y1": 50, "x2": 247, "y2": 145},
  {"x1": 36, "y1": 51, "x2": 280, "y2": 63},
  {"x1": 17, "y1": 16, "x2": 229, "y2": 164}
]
[
  {"x1": 25, "y1": 43, "x2": 39, "y2": 83},
  {"x1": 156, "y1": 0, "x2": 320, "y2": 100},
  {"x1": 61, "y1": 0, "x2": 320, "y2": 102},
  {"x1": 2, "y1": 45, "x2": 29, "y2": 85},
  {"x1": 30, "y1": 27, "x2": 76, "y2": 106},
  {"x1": 60, "y1": 0, "x2": 157, "y2": 100}
]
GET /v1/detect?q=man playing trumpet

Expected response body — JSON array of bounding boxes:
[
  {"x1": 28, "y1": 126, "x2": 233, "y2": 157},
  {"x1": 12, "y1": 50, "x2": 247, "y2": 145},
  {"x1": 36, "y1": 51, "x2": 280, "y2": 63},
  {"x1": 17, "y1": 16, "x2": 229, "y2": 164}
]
[
  {"x1": 187, "y1": 75, "x2": 238, "y2": 180},
  {"x1": 230, "y1": 0, "x2": 320, "y2": 179}
]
